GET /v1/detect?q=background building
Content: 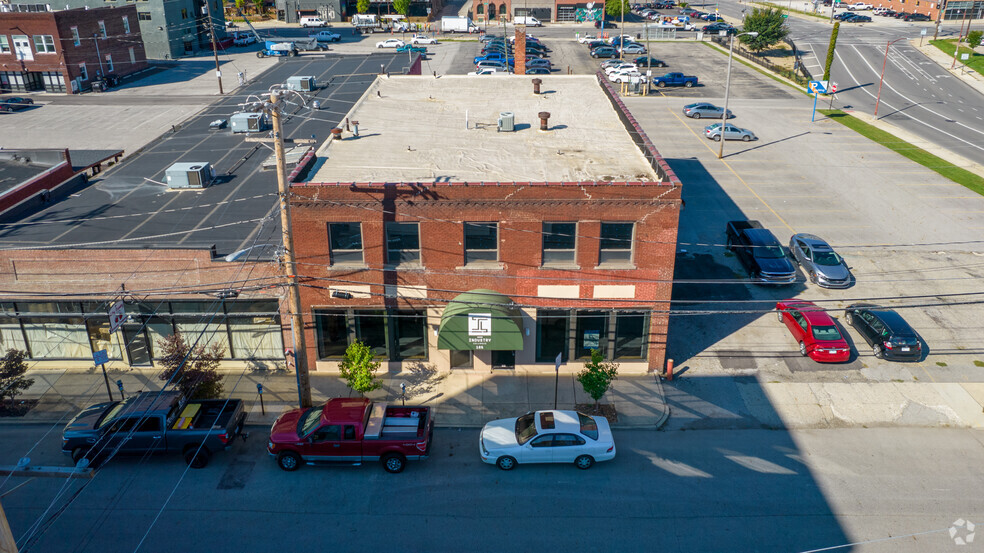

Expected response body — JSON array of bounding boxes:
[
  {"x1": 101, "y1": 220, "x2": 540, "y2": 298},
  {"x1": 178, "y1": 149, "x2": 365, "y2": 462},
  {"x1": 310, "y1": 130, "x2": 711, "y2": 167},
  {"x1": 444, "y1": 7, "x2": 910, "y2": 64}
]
[
  {"x1": 0, "y1": 4, "x2": 148, "y2": 93},
  {"x1": 291, "y1": 75, "x2": 683, "y2": 375}
]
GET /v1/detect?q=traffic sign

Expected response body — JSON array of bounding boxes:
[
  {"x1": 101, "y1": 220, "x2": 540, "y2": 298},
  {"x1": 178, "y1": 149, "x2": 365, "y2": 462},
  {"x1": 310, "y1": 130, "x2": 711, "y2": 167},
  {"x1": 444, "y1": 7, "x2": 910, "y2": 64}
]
[
  {"x1": 108, "y1": 300, "x2": 126, "y2": 333},
  {"x1": 809, "y1": 80, "x2": 828, "y2": 94},
  {"x1": 93, "y1": 349, "x2": 109, "y2": 365},
  {"x1": 831, "y1": 82, "x2": 838, "y2": 93}
]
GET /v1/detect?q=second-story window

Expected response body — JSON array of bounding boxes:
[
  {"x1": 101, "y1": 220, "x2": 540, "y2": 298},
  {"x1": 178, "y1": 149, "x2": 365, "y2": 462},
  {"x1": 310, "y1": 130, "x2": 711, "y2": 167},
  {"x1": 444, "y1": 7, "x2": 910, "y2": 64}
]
[
  {"x1": 599, "y1": 222, "x2": 633, "y2": 265},
  {"x1": 464, "y1": 222, "x2": 497, "y2": 264},
  {"x1": 71, "y1": 27, "x2": 80, "y2": 46},
  {"x1": 328, "y1": 222, "x2": 363, "y2": 265},
  {"x1": 386, "y1": 222, "x2": 420, "y2": 265},
  {"x1": 542, "y1": 222, "x2": 576, "y2": 265},
  {"x1": 32, "y1": 35, "x2": 56, "y2": 53},
  {"x1": 98, "y1": 21, "x2": 107, "y2": 38},
  {"x1": 122, "y1": 16, "x2": 130, "y2": 34}
]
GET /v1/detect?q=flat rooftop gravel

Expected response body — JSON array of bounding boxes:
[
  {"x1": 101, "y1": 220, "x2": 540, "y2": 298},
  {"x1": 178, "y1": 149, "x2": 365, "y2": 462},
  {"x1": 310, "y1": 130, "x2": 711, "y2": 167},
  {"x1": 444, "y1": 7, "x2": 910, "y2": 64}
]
[{"x1": 312, "y1": 75, "x2": 659, "y2": 184}]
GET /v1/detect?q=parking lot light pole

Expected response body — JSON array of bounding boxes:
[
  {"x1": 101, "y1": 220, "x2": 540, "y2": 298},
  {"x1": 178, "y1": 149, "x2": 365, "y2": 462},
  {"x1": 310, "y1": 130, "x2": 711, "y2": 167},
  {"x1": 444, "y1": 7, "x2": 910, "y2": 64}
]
[
  {"x1": 718, "y1": 31, "x2": 757, "y2": 159},
  {"x1": 874, "y1": 37, "x2": 904, "y2": 117}
]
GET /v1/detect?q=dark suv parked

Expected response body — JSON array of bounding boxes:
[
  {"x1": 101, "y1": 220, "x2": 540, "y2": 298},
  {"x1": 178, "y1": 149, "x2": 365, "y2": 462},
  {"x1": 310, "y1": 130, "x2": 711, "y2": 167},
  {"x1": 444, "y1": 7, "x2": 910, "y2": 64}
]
[{"x1": 845, "y1": 304, "x2": 923, "y2": 360}]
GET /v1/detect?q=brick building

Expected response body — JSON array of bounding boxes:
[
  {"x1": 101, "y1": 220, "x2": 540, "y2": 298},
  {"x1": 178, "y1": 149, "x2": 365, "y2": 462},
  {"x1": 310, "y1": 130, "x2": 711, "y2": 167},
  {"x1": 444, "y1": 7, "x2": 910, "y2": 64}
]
[
  {"x1": 0, "y1": 4, "x2": 148, "y2": 93},
  {"x1": 290, "y1": 75, "x2": 683, "y2": 375}
]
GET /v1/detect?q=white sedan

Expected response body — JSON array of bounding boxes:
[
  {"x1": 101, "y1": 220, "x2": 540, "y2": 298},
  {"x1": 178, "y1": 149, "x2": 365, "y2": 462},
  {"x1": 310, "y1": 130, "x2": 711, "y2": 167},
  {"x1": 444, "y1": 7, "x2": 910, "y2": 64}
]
[
  {"x1": 608, "y1": 68, "x2": 643, "y2": 83},
  {"x1": 604, "y1": 63, "x2": 638, "y2": 75},
  {"x1": 479, "y1": 410, "x2": 615, "y2": 470},
  {"x1": 411, "y1": 34, "x2": 438, "y2": 45},
  {"x1": 376, "y1": 39, "x2": 405, "y2": 48},
  {"x1": 577, "y1": 33, "x2": 599, "y2": 43},
  {"x1": 467, "y1": 68, "x2": 503, "y2": 75}
]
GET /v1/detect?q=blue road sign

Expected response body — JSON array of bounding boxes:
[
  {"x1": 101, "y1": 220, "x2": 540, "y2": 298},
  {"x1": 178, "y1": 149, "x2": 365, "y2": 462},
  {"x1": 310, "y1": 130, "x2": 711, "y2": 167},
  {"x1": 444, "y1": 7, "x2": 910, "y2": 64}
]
[{"x1": 93, "y1": 349, "x2": 109, "y2": 365}]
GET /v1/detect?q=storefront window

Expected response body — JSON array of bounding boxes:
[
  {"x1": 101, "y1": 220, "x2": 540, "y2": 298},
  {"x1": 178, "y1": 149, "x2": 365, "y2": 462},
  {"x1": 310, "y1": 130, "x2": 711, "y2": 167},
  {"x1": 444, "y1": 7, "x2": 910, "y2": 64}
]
[
  {"x1": 315, "y1": 310, "x2": 348, "y2": 359},
  {"x1": 86, "y1": 319, "x2": 125, "y2": 360},
  {"x1": 614, "y1": 312, "x2": 648, "y2": 359},
  {"x1": 0, "y1": 317, "x2": 27, "y2": 352},
  {"x1": 575, "y1": 311, "x2": 609, "y2": 359},
  {"x1": 536, "y1": 309, "x2": 569, "y2": 362},
  {"x1": 450, "y1": 350, "x2": 472, "y2": 368},
  {"x1": 393, "y1": 311, "x2": 426, "y2": 360},
  {"x1": 228, "y1": 316, "x2": 283, "y2": 359},
  {"x1": 355, "y1": 310, "x2": 388, "y2": 358},
  {"x1": 22, "y1": 317, "x2": 89, "y2": 359}
]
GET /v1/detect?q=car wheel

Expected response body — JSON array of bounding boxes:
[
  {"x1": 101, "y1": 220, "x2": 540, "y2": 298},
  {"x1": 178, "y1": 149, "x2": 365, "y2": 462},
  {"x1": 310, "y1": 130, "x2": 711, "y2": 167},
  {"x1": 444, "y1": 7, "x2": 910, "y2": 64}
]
[
  {"x1": 256, "y1": 52, "x2": 265, "y2": 58},
  {"x1": 873, "y1": 345, "x2": 883, "y2": 359},
  {"x1": 657, "y1": 81, "x2": 666, "y2": 87},
  {"x1": 575, "y1": 455, "x2": 595, "y2": 470},
  {"x1": 799, "y1": 342, "x2": 808, "y2": 357},
  {"x1": 693, "y1": 113, "x2": 701, "y2": 119},
  {"x1": 184, "y1": 447, "x2": 211, "y2": 469},
  {"x1": 71, "y1": 447, "x2": 90, "y2": 464},
  {"x1": 713, "y1": 135, "x2": 721, "y2": 141},
  {"x1": 496, "y1": 456, "x2": 517, "y2": 470},
  {"x1": 382, "y1": 453, "x2": 407, "y2": 473},
  {"x1": 742, "y1": 134, "x2": 751, "y2": 142},
  {"x1": 685, "y1": 81, "x2": 694, "y2": 87},
  {"x1": 277, "y1": 451, "x2": 301, "y2": 471},
  {"x1": 659, "y1": 62, "x2": 667, "y2": 67},
  {"x1": 777, "y1": 309, "x2": 784, "y2": 323}
]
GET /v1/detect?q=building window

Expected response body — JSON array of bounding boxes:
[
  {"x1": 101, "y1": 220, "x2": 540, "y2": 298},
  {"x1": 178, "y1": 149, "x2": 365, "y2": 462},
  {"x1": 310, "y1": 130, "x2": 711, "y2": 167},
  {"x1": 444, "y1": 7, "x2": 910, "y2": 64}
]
[
  {"x1": 385, "y1": 222, "x2": 420, "y2": 265},
  {"x1": 71, "y1": 27, "x2": 80, "y2": 46},
  {"x1": 575, "y1": 311, "x2": 609, "y2": 359},
  {"x1": 393, "y1": 310, "x2": 426, "y2": 360},
  {"x1": 315, "y1": 310, "x2": 427, "y2": 361},
  {"x1": 536, "y1": 309, "x2": 569, "y2": 362},
  {"x1": 542, "y1": 222, "x2": 576, "y2": 265},
  {"x1": 476, "y1": 3, "x2": 484, "y2": 13},
  {"x1": 354, "y1": 310, "x2": 388, "y2": 358},
  {"x1": 32, "y1": 35, "x2": 56, "y2": 54},
  {"x1": 315, "y1": 310, "x2": 348, "y2": 358},
  {"x1": 79, "y1": 63, "x2": 88, "y2": 81},
  {"x1": 464, "y1": 222, "x2": 497, "y2": 264},
  {"x1": 614, "y1": 312, "x2": 648, "y2": 359},
  {"x1": 0, "y1": 36, "x2": 9, "y2": 54},
  {"x1": 138, "y1": 11, "x2": 152, "y2": 20},
  {"x1": 129, "y1": 46, "x2": 136, "y2": 64},
  {"x1": 599, "y1": 222, "x2": 633, "y2": 265},
  {"x1": 98, "y1": 21, "x2": 107, "y2": 38},
  {"x1": 450, "y1": 350, "x2": 472, "y2": 368},
  {"x1": 328, "y1": 222, "x2": 363, "y2": 265},
  {"x1": 123, "y1": 16, "x2": 131, "y2": 34},
  {"x1": 105, "y1": 54, "x2": 113, "y2": 73}
]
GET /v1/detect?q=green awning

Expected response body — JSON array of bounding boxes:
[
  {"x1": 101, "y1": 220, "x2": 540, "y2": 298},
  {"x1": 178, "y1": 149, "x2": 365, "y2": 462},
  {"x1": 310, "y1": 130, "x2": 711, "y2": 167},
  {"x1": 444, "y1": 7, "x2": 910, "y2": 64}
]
[{"x1": 437, "y1": 289, "x2": 524, "y2": 351}]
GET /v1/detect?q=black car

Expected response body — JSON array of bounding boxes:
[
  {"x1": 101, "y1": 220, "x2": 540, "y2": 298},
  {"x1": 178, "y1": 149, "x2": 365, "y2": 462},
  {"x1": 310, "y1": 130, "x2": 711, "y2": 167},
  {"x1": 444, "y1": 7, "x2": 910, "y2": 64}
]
[
  {"x1": 845, "y1": 304, "x2": 923, "y2": 360},
  {"x1": 702, "y1": 22, "x2": 735, "y2": 34},
  {"x1": 893, "y1": 11, "x2": 910, "y2": 17},
  {"x1": 903, "y1": 12, "x2": 931, "y2": 20},
  {"x1": 634, "y1": 56, "x2": 667, "y2": 67},
  {"x1": 0, "y1": 97, "x2": 35, "y2": 111},
  {"x1": 590, "y1": 46, "x2": 619, "y2": 58},
  {"x1": 585, "y1": 39, "x2": 607, "y2": 49},
  {"x1": 879, "y1": 9, "x2": 897, "y2": 15},
  {"x1": 595, "y1": 20, "x2": 618, "y2": 28},
  {"x1": 847, "y1": 14, "x2": 872, "y2": 21},
  {"x1": 526, "y1": 66, "x2": 550, "y2": 74}
]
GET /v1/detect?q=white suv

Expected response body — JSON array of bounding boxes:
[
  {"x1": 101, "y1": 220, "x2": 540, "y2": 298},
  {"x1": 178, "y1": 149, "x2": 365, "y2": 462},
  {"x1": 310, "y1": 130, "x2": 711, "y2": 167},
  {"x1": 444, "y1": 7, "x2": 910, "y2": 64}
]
[{"x1": 299, "y1": 16, "x2": 327, "y2": 27}]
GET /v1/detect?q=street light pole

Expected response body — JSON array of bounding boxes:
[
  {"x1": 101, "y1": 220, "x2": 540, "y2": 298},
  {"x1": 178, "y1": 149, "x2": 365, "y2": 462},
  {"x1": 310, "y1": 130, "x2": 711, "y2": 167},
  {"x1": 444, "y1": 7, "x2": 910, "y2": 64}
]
[
  {"x1": 718, "y1": 31, "x2": 757, "y2": 159},
  {"x1": 874, "y1": 37, "x2": 903, "y2": 116}
]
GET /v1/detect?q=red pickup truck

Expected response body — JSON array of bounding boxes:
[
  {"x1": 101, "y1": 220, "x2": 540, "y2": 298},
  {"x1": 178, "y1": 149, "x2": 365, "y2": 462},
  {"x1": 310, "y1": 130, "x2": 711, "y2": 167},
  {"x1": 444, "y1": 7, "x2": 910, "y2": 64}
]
[{"x1": 268, "y1": 398, "x2": 433, "y2": 473}]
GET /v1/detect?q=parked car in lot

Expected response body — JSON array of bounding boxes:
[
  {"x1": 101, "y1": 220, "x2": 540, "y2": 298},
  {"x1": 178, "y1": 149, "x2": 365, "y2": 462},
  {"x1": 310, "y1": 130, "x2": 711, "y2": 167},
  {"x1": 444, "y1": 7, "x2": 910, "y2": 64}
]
[
  {"x1": 232, "y1": 32, "x2": 256, "y2": 46},
  {"x1": 788, "y1": 233, "x2": 852, "y2": 288},
  {"x1": 591, "y1": 46, "x2": 619, "y2": 58},
  {"x1": 527, "y1": 58, "x2": 552, "y2": 68},
  {"x1": 526, "y1": 66, "x2": 551, "y2": 74},
  {"x1": 577, "y1": 33, "x2": 599, "y2": 43},
  {"x1": 702, "y1": 22, "x2": 735, "y2": 34},
  {"x1": 396, "y1": 44, "x2": 427, "y2": 54},
  {"x1": 704, "y1": 122, "x2": 756, "y2": 141},
  {"x1": 595, "y1": 20, "x2": 618, "y2": 28},
  {"x1": 0, "y1": 97, "x2": 35, "y2": 111},
  {"x1": 309, "y1": 30, "x2": 341, "y2": 43},
  {"x1": 903, "y1": 12, "x2": 931, "y2": 20},
  {"x1": 683, "y1": 102, "x2": 732, "y2": 119},
  {"x1": 845, "y1": 304, "x2": 923, "y2": 360},
  {"x1": 480, "y1": 410, "x2": 615, "y2": 470},
  {"x1": 475, "y1": 52, "x2": 513, "y2": 65},
  {"x1": 585, "y1": 39, "x2": 608, "y2": 50},
  {"x1": 620, "y1": 43, "x2": 647, "y2": 54},
  {"x1": 62, "y1": 391, "x2": 247, "y2": 468},
  {"x1": 411, "y1": 34, "x2": 438, "y2": 44},
  {"x1": 653, "y1": 72, "x2": 698, "y2": 87},
  {"x1": 725, "y1": 220, "x2": 796, "y2": 284},
  {"x1": 604, "y1": 62, "x2": 638, "y2": 74},
  {"x1": 634, "y1": 56, "x2": 667, "y2": 67},
  {"x1": 375, "y1": 38, "x2": 405, "y2": 48},
  {"x1": 269, "y1": 398, "x2": 433, "y2": 473},
  {"x1": 776, "y1": 300, "x2": 852, "y2": 363},
  {"x1": 475, "y1": 59, "x2": 508, "y2": 71},
  {"x1": 608, "y1": 67, "x2": 643, "y2": 83},
  {"x1": 468, "y1": 67, "x2": 503, "y2": 75}
]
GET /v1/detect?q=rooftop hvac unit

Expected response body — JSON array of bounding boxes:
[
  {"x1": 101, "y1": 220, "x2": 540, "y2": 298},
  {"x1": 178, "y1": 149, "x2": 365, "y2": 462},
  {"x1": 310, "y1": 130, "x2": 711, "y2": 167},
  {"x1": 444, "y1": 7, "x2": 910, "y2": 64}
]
[
  {"x1": 286, "y1": 75, "x2": 317, "y2": 92},
  {"x1": 230, "y1": 112, "x2": 269, "y2": 133},
  {"x1": 165, "y1": 162, "x2": 214, "y2": 189},
  {"x1": 497, "y1": 111, "x2": 514, "y2": 132}
]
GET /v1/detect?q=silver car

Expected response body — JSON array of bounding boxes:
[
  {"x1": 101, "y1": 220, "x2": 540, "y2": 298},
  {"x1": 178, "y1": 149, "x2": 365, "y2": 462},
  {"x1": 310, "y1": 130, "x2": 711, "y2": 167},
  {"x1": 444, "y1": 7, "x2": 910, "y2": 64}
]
[
  {"x1": 704, "y1": 123, "x2": 756, "y2": 141},
  {"x1": 788, "y1": 233, "x2": 852, "y2": 288},
  {"x1": 683, "y1": 102, "x2": 733, "y2": 119}
]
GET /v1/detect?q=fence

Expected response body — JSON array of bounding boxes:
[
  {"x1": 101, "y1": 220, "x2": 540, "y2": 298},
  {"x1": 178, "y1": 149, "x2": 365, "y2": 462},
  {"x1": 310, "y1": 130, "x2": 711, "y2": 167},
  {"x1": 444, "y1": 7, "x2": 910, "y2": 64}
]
[{"x1": 709, "y1": 35, "x2": 811, "y2": 86}]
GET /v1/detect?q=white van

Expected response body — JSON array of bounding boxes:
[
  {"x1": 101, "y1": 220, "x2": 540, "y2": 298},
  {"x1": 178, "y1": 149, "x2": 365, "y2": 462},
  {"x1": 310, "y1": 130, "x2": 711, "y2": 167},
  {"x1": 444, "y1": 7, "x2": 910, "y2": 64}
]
[
  {"x1": 513, "y1": 16, "x2": 542, "y2": 26},
  {"x1": 299, "y1": 16, "x2": 327, "y2": 27}
]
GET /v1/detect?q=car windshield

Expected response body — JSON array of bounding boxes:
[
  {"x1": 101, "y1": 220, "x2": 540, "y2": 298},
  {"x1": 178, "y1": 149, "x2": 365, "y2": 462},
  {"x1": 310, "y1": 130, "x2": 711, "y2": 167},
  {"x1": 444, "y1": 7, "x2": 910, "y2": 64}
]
[
  {"x1": 515, "y1": 413, "x2": 538, "y2": 445},
  {"x1": 758, "y1": 246, "x2": 786, "y2": 258},
  {"x1": 812, "y1": 325, "x2": 842, "y2": 341},
  {"x1": 298, "y1": 407, "x2": 322, "y2": 437},
  {"x1": 97, "y1": 402, "x2": 126, "y2": 428},
  {"x1": 812, "y1": 250, "x2": 842, "y2": 266},
  {"x1": 577, "y1": 412, "x2": 599, "y2": 440}
]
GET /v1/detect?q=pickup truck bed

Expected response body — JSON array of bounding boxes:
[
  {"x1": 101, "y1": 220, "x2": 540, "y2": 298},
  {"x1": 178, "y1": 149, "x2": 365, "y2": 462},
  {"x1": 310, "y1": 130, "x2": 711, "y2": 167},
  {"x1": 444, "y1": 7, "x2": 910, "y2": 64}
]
[{"x1": 364, "y1": 403, "x2": 430, "y2": 439}]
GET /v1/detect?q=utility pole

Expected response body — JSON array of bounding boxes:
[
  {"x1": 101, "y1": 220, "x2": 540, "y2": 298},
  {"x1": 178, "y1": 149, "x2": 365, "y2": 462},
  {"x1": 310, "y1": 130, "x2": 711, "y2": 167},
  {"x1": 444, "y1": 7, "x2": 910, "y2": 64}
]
[
  {"x1": 933, "y1": 0, "x2": 946, "y2": 41},
  {"x1": 204, "y1": 0, "x2": 224, "y2": 95},
  {"x1": 0, "y1": 498, "x2": 16, "y2": 553},
  {"x1": 951, "y1": 7, "x2": 970, "y2": 69},
  {"x1": 271, "y1": 92, "x2": 311, "y2": 408}
]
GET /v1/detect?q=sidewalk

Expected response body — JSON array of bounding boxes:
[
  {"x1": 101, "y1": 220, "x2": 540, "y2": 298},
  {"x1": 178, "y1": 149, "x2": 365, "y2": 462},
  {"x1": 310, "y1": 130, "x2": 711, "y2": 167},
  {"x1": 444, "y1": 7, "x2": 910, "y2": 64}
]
[{"x1": 4, "y1": 366, "x2": 669, "y2": 429}]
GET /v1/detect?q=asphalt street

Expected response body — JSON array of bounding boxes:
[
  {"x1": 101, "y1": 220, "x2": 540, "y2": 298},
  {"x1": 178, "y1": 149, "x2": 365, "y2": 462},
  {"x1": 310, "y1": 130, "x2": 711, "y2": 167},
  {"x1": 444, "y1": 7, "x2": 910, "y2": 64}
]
[{"x1": 2, "y1": 425, "x2": 983, "y2": 552}]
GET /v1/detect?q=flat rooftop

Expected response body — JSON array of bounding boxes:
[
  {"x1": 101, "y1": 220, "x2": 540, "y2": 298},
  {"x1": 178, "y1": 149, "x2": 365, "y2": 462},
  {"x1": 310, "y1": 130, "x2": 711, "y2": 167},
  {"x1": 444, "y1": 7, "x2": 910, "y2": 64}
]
[{"x1": 312, "y1": 76, "x2": 659, "y2": 183}]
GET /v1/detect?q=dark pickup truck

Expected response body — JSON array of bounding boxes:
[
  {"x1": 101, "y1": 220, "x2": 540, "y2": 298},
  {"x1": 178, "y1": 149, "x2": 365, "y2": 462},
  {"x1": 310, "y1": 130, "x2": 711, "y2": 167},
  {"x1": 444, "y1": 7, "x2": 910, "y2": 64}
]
[
  {"x1": 62, "y1": 391, "x2": 247, "y2": 468},
  {"x1": 652, "y1": 72, "x2": 698, "y2": 87},
  {"x1": 725, "y1": 220, "x2": 797, "y2": 284}
]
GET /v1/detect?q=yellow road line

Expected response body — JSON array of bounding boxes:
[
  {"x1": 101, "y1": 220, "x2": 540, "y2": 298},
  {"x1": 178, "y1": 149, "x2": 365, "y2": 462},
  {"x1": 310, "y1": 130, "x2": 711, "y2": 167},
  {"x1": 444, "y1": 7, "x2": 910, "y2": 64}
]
[{"x1": 667, "y1": 108, "x2": 793, "y2": 232}]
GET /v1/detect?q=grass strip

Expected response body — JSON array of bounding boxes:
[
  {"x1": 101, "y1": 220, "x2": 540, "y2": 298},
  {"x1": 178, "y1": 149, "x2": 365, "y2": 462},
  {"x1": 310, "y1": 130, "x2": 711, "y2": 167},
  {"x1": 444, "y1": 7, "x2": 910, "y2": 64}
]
[
  {"x1": 929, "y1": 39, "x2": 984, "y2": 74},
  {"x1": 819, "y1": 109, "x2": 984, "y2": 195}
]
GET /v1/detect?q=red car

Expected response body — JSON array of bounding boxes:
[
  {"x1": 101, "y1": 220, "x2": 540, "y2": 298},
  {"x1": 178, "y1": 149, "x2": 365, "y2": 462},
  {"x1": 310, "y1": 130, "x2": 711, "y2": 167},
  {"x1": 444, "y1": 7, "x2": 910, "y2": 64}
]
[{"x1": 776, "y1": 300, "x2": 851, "y2": 363}]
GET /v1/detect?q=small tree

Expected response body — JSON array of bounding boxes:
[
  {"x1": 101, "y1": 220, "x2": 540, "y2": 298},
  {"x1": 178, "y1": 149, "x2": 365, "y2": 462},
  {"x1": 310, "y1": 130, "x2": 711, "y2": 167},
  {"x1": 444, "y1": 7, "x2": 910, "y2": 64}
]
[
  {"x1": 739, "y1": 7, "x2": 789, "y2": 52},
  {"x1": 357, "y1": 0, "x2": 370, "y2": 14},
  {"x1": 157, "y1": 333, "x2": 226, "y2": 400},
  {"x1": 576, "y1": 349, "x2": 619, "y2": 410},
  {"x1": 234, "y1": 0, "x2": 246, "y2": 15},
  {"x1": 823, "y1": 21, "x2": 840, "y2": 81},
  {"x1": 339, "y1": 340, "x2": 382, "y2": 396},
  {"x1": 252, "y1": 0, "x2": 263, "y2": 16},
  {"x1": 604, "y1": 0, "x2": 629, "y2": 19},
  {"x1": 393, "y1": 0, "x2": 410, "y2": 17},
  {"x1": 0, "y1": 349, "x2": 33, "y2": 404},
  {"x1": 968, "y1": 31, "x2": 983, "y2": 49}
]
